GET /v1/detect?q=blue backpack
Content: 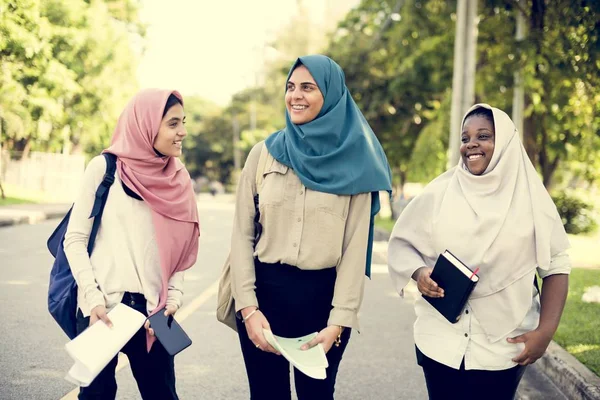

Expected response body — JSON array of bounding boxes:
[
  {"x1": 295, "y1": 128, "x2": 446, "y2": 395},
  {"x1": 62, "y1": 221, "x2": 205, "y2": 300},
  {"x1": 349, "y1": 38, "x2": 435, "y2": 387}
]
[{"x1": 47, "y1": 153, "x2": 117, "y2": 339}]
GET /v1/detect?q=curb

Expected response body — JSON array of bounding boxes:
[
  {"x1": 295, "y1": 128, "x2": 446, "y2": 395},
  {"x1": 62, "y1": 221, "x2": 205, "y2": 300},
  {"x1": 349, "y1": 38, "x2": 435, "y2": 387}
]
[
  {"x1": 538, "y1": 341, "x2": 600, "y2": 400},
  {"x1": 0, "y1": 210, "x2": 67, "y2": 228},
  {"x1": 375, "y1": 226, "x2": 600, "y2": 400}
]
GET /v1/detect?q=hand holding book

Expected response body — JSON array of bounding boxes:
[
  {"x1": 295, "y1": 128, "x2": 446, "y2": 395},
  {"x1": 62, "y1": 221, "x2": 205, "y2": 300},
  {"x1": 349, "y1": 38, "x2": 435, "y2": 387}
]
[
  {"x1": 418, "y1": 250, "x2": 479, "y2": 324},
  {"x1": 413, "y1": 267, "x2": 445, "y2": 298}
]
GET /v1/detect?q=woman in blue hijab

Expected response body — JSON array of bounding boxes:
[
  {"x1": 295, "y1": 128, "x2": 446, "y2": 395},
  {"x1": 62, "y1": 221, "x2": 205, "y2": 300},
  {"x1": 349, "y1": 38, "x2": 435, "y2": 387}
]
[{"x1": 229, "y1": 55, "x2": 392, "y2": 399}]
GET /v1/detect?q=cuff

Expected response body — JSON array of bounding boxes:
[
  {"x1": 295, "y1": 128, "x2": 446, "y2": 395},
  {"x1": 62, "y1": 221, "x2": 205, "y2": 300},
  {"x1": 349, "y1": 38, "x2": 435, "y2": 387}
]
[
  {"x1": 328, "y1": 307, "x2": 360, "y2": 332},
  {"x1": 85, "y1": 289, "x2": 106, "y2": 311},
  {"x1": 233, "y1": 291, "x2": 259, "y2": 313},
  {"x1": 166, "y1": 289, "x2": 183, "y2": 309}
]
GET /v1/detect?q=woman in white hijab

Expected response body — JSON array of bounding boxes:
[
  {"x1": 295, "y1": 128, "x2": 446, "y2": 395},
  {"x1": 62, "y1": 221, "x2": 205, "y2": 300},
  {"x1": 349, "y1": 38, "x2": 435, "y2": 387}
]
[{"x1": 387, "y1": 104, "x2": 571, "y2": 400}]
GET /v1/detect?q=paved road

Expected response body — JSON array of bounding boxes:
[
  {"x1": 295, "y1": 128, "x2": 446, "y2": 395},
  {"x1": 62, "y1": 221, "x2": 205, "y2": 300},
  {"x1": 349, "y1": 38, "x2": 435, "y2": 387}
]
[{"x1": 0, "y1": 196, "x2": 559, "y2": 399}]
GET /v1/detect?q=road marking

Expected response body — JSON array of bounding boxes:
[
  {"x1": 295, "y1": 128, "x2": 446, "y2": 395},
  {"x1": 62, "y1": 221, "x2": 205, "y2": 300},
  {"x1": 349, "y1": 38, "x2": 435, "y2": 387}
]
[
  {"x1": 2, "y1": 280, "x2": 31, "y2": 285},
  {"x1": 59, "y1": 279, "x2": 219, "y2": 400}
]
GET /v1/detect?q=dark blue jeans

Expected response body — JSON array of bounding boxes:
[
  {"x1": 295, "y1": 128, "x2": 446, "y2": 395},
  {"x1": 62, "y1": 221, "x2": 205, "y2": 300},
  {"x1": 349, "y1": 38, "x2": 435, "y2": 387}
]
[
  {"x1": 76, "y1": 292, "x2": 178, "y2": 400},
  {"x1": 237, "y1": 260, "x2": 352, "y2": 400}
]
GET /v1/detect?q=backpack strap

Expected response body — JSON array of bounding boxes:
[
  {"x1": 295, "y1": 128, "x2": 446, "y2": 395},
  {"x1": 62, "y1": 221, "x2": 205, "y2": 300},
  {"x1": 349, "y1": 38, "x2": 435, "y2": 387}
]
[
  {"x1": 86, "y1": 153, "x2": 117, "y2": 254},
  {"x1": 252, "y1": 143, "x2": 270, "y2": 245}
]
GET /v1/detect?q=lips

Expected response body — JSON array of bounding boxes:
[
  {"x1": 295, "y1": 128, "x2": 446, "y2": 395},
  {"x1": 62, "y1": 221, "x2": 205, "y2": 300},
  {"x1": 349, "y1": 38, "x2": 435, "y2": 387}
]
[
  {"x1": 290, "y1": 104, "x2": 308, "y2": 112},
  {"x1": 466, "y1": 153, "x2": 484, "y2": 161}
]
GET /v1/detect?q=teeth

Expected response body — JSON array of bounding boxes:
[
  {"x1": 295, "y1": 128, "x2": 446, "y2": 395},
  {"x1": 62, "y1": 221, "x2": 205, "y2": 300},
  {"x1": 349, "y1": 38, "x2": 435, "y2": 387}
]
[
  {"x1": 468, "y1": 154, "x2": 482, "y2": 160},
  {"x1": 292, "y1": 105, "x2": 308, "y2": 110}
]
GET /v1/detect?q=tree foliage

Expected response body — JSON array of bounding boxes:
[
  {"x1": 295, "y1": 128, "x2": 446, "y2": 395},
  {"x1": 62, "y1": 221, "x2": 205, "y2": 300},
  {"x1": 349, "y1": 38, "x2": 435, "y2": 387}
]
[{"x1": 0, "y1": 0, "x2": 142, "y2": 158}]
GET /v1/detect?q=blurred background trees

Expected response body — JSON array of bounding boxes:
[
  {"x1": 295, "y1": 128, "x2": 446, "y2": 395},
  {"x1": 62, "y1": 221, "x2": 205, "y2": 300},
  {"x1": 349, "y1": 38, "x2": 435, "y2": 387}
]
[{"x1": 1, "y1": 0, "x2": 598, "y2": 230}]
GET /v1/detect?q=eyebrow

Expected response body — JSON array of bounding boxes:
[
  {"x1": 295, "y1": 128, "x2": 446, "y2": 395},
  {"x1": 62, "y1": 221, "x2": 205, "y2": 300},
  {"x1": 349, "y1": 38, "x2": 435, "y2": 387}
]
[
  {"x1": 462, "y1": 128, "x2": 493, "y2": 134},
  {"x1": 167, "y1": 116, "x2": 184, "y2": 123},
  {"x1": 287, "y1": 81, "x2": 317, "y2": 86}
]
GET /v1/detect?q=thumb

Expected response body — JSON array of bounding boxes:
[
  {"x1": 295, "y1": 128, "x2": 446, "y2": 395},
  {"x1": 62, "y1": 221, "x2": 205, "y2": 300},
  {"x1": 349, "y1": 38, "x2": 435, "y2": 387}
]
[
  {"x1": 100, "y1": 311, "x2": 113, "y2": 328},
  {"x1": 301, "y1": 336, "x2": 321, "y2": 351},
  {"x1": 507, "y1": 333, "x2": 527, "y2": 343},
  {"x1": 261, "y1": 317, "x2": 271, "y2": 330}
]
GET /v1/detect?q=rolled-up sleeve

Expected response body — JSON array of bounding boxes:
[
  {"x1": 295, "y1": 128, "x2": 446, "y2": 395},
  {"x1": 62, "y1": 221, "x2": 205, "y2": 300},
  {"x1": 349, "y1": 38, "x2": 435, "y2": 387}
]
[{"x1": 538, "y1": 251, "x2": 572, "y2": 279}]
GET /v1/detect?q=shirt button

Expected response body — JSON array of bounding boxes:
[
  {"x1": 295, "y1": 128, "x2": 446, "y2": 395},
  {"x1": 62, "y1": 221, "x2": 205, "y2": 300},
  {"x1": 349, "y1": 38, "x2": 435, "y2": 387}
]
[
  {"x1": 299, "y1": 190, "x2": 304, "y2": 195},
  {"x1": 293, "y1": 243, "x2": 298, "y2": 247},
  {"x1": 297, "y1": 217, "x2": 301, "y2": 222},
  {"x1": 465, "y1": 310, "x2": 469, "y2": 314},
  {"x1": 130, "y1": 300, "x2": 135, "y2": 306},
  {"x1": 464, "y1": 333, "x2": 468, "y2": 337}
]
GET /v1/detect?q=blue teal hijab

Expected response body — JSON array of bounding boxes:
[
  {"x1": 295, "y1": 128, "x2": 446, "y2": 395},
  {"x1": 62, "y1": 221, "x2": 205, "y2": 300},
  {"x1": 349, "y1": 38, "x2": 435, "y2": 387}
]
[{"x1": 265, "y1": 55, "x2": 392, "y2": 277}]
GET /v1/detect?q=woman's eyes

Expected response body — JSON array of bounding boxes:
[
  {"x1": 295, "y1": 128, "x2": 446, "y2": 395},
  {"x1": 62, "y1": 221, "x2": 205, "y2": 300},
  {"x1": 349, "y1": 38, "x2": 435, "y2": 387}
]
[
  {"x1": 462, "y1": 134, "x2": 490, "y2": 143},
  {"x1": 286, "y1": 84, "x2": 314, "y2": 91}
]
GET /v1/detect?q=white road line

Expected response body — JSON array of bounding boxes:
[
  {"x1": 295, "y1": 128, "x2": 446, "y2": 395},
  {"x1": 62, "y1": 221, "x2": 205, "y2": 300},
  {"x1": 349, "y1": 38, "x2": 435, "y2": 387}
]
[{"x1": 59, "y1": 279, "x2": 220, "y2": 400}]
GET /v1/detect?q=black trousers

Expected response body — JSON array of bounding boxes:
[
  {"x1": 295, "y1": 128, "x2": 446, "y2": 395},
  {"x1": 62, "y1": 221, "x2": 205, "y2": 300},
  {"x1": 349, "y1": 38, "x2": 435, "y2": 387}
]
[
  {"x1": 76, "y1": 292, "x2": 178, "y2": 400},
  {"x1": 416, "y1": 346, "x2": 526, "y2": 400},
  {"x1": 236, "y1": 260, "x2": 352, "y2": 400}
]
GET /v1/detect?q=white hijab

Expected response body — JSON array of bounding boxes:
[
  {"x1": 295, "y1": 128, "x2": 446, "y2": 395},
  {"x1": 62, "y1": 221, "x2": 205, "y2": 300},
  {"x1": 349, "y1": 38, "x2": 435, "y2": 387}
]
[{"x1": 388, "y1": 104, "x2": 570, "y2": 342}]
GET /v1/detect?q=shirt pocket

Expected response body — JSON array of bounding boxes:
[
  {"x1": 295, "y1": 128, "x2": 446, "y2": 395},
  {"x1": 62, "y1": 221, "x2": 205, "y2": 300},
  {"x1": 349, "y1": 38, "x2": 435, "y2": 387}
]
[
  {"x1": 311, "y1": 190, "x2": 349, "y2": 220},
  {"x1": 260, "y1": 161, "x2": 289, "y2": 206}
]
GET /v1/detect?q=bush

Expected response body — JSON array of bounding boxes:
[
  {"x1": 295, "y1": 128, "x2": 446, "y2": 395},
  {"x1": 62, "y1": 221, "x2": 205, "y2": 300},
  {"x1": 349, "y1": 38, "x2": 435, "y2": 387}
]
[{"x1": 552, "y1": 192, "x2": 598, "y2": 234}]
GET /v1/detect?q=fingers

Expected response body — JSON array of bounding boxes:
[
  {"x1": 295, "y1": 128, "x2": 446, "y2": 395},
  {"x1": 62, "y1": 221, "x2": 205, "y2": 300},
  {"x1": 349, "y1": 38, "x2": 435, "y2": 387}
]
[
  {"x1": 301, "y1": 337, "x2": 320, "y2": 351},
  {"x1": 99, "y1": 312, "x2": 113, "y2": 328},
  {"x1": 419, "y1": 276, "x2": 444, "y2": 297},
  {"x1": 507, "y1": 334, "x2": 527, "y2": 344},
  {"x1": 246, "y1": 314, "x2": 279, "y2": 355},
  {"x1": 512, "y1": 349, "x2": 528, "y2": 364},
  {"x1": 164, "y1": 305, "x2": 178, "y2": 317},
  {"x1": 143, "y1": 320, "x2": 155, "y2": 336}
]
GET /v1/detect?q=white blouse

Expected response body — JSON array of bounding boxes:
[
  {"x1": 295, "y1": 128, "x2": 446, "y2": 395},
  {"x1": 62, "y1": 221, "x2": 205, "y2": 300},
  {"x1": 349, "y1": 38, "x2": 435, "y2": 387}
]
[
  {"x1": 411, "y1": 252, "x2": 571, "y2": 371},
  {"x1": 64, "y1": 155, "x2": 184, "y2": 317}
]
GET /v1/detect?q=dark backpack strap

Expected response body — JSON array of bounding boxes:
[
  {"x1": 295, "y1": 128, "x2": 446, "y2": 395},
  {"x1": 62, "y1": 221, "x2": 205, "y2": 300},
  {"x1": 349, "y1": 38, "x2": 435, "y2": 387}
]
[{"x1": 86, "y1": 153, "x2": 117, "y2": 254}]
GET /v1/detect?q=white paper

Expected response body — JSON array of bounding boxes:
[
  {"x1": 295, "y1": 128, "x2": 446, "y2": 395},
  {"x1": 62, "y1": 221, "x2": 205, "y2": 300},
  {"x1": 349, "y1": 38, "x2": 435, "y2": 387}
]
[
  {"x1": 263, "y1": 329, "x2": 328, "y2": 380},
  {"x1": 65, "y1": 303, "x2": 147, "y2": 386}
]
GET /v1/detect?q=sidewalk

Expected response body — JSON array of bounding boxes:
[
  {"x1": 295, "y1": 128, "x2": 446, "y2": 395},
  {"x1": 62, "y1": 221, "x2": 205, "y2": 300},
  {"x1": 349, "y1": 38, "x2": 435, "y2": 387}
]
[
  {"x1": 0, "y1": 193, "x2": 237, "y2": 229},
  {"x1": 0, "y1": 203, "x2": 70, "y2": 227},
  {"x1": 372, "y1": 238, "x2": 600, "y2": 400}
]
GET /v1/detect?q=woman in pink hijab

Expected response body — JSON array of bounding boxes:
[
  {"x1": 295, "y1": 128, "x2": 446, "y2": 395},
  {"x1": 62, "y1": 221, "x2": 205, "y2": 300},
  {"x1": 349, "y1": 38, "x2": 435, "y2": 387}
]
[{"x1": 64, "y1": 89, "x2": 200, "y2": 399}]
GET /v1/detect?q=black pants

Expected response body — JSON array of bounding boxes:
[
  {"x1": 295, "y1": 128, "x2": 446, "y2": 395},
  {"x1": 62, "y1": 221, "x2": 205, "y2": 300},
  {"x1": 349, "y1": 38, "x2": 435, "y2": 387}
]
[
  {"x1": 237, "y1": 260, "x2": 352, "y2": 400},
  {"x1": 416, "y1": 346, "x2": 526, "y2": 400},
  {"x1": 76, "y1": 292, "x2": 178, "y2": 400}
]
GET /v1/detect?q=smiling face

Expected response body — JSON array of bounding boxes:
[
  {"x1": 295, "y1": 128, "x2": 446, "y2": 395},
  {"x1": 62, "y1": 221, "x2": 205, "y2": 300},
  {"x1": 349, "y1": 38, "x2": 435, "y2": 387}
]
[
  {"x1": 285, "y1": 65, "x2": 324, "y2": 125},
  {"x1": 460, "y1": 114, "x2": 496, "y2": 175},
  {"x1": 153, "y1": 103, "x2": 187, "y2": 158}
]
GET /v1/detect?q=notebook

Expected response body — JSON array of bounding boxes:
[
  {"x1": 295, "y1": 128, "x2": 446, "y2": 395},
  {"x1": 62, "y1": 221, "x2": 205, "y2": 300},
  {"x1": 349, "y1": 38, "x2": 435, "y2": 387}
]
[
  {"x1": 423, "y1": 250, "x2": 479, "y2": 324},
  {"x1": 263, "y1": 329, "x2": 329, "y2": 380},
  {"x1": 64, "y1": 303, "x2": 147, "y2": 386}
]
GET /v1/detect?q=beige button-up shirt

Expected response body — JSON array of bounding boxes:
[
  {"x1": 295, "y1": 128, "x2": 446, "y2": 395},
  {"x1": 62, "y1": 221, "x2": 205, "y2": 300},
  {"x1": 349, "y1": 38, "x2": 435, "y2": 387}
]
[{"x1": 230, "y1": 142, "x2": 371, "y2": 330}]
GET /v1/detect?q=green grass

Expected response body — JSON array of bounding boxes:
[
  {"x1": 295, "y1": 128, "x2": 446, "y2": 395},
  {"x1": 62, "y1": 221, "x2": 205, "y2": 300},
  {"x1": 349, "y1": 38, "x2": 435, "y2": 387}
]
[
  {"x1": 375, "y1": 216, "x2": 395, "y2": 233},
  {"x1": 553, "y1": 268, "x2": 600, "y2": 376},
  {"x1": 0, "y1": 196, "x2": 34, "y2": 206},
  {"x1": 568, "y1": 231, "x2": 600, "y2": 268}
]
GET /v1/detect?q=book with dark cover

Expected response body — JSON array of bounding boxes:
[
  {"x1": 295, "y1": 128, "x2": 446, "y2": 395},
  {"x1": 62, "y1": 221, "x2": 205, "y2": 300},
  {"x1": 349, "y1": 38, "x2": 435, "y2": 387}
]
[{"x1": 423, "y1": 250, "x2": 479, "y2": 324}]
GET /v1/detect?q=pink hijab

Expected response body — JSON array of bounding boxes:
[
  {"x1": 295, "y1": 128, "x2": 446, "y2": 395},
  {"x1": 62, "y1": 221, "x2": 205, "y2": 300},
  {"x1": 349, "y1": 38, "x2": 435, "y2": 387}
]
[{"x1": 104, "y1": 88, "x2": 200, "y2": 350}]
